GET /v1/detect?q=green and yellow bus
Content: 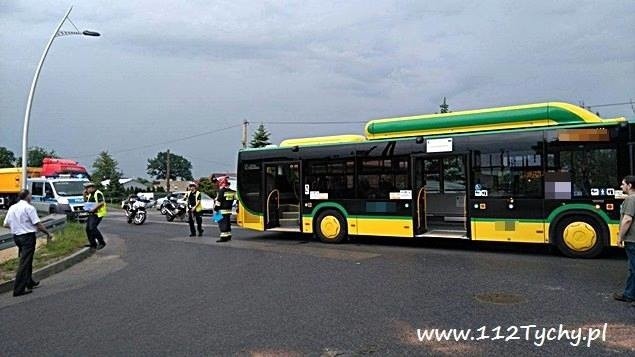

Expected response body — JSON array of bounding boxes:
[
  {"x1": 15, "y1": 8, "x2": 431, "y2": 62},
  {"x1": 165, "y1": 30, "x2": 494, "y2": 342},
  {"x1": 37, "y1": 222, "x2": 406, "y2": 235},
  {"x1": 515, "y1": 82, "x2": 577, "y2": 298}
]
[{"x1": 237, "y1": 102, "x2": 634, "y2": 258}]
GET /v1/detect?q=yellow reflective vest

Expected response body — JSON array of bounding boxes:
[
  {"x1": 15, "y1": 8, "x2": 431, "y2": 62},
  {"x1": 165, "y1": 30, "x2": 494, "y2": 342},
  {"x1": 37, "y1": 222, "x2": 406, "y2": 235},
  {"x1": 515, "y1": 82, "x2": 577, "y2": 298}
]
[
  {"x1": 85, "y1": 190, "x2": 108, "y2": 218},
  {"x1": 184, "y1": 191, "x2": 202, "y2": 212}
]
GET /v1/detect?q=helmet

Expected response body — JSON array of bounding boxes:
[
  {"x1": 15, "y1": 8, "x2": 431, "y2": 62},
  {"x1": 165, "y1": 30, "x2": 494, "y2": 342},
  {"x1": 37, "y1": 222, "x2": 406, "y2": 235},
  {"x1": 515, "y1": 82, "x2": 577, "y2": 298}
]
[{"x1": 218, "y1": 176, "x2": 230, "y2": 188}]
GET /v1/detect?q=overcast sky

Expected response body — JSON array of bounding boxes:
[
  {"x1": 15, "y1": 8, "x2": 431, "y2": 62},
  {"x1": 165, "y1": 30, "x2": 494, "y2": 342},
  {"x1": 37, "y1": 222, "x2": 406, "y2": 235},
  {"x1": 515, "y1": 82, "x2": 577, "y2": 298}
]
[{"x1": 1, "y1": 0, "x2": 633, "y2": 179}]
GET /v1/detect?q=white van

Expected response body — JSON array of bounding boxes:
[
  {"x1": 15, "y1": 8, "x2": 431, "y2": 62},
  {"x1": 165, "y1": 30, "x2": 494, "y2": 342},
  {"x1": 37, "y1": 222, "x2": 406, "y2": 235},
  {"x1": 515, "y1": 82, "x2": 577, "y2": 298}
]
[{"x1": 28, "y1": 177, "x2": 90, "y2": 219}]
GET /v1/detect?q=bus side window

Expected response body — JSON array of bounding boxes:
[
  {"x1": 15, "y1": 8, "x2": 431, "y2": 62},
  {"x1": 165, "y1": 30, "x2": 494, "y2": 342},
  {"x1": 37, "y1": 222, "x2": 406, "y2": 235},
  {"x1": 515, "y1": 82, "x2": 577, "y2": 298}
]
[{"x1": 358, "y1": 177, "x2": 370, "y2": 198}]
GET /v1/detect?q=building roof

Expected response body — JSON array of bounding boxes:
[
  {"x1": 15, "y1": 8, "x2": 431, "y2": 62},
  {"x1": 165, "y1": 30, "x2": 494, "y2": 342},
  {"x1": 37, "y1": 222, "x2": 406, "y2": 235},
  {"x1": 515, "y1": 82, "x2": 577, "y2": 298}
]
[{"x1": 101, "y1": 178, "x2": 146, "y2": 186}]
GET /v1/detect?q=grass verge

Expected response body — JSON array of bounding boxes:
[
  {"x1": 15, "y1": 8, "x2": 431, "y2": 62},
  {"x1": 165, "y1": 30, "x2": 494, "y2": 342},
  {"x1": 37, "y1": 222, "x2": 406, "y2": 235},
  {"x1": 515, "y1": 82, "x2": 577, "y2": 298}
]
[{"x1": 0, "y1": 223, "x2": 86, "y2": 282}]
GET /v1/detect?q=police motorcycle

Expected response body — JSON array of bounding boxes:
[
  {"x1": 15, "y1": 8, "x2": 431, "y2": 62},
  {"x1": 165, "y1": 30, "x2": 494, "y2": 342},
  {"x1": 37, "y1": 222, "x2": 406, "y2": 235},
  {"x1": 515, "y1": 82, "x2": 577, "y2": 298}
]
[
  {"x1": 122, "y1": 194, "x2": 148, "y2": 225},
  {"x1": 164, "y1": 194, "x2": 187, "y2": 222}
]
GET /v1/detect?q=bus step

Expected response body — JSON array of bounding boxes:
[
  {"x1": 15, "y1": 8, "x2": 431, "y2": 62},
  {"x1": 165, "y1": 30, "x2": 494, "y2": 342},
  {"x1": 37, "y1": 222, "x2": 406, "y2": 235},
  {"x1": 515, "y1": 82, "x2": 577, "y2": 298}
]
[
  {"x1": 279, "y1": 204, "x2": 300, "y2": 213},
  {"x1": 416, "y1": 229, "x2": 468, "y2": 239},
  {"x1": 279, "y1": 218, "x2": 299, "y2": 228},
  {"x1": 281, "y1": 211, "x2": 299, "y2": 219},
  {"x1": 268, "y1": 227, "x2": 300, "y2": 232}
]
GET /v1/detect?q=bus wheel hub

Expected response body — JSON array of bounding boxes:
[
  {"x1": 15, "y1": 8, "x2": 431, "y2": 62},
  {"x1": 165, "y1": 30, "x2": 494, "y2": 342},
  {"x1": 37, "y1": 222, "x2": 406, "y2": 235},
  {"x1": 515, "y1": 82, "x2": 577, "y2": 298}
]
[
  {"x1": 563, "y1": 222, "x2": 596, "y2": 251},
  {"x1": 320, "y1": 216, "x2": 340, "y2": 239}
]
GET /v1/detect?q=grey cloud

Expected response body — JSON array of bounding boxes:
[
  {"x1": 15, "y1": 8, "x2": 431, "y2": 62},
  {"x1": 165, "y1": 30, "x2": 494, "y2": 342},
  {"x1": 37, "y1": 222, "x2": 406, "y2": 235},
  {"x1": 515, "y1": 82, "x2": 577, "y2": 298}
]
[{"x1": 1, "y1": 0, "x2": 633, "y2": 178}]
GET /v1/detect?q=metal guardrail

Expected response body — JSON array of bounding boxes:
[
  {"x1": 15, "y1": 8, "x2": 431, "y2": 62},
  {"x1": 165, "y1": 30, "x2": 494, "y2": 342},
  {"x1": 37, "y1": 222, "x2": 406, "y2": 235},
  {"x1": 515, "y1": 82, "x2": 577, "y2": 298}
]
[{"x1": 0, "y1": 215, "x2": 67, "y2": 250}]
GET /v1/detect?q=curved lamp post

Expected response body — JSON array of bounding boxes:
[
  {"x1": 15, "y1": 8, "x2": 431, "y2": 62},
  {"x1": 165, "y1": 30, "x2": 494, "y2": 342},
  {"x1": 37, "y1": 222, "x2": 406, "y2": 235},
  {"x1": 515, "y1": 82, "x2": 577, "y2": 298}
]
[{"x1": 21, "y1": 6, "x2": 100, "y2": 188}]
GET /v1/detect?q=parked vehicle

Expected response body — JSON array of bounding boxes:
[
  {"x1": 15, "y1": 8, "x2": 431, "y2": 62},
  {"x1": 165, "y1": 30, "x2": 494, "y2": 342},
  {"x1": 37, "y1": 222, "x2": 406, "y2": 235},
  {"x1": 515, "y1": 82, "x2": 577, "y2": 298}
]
[
  {"x1": 164, "y1": 195, "x2": 187, "y2": 221},
  {"x1": 128, "y1": 192, "x2": 155, "y2": 209},
  {"x1": 136, "y1": 192, "x2": 155, "y2": 201},
  {"x1": 28, "y1": 177, "x2": 90, "y2": 220},
  {"x1": 122, "y1": 195, "x2": 148, "y2": 225},
  {"x1": 0, "y1": 158, "x2": 88, "y2": 209},
  {"x1": 200, "y1": 192, "x2": 215, "y2": 215},
  {"x1": 231, "y1": 201, "x2": 238, "y2": 222},
  {"x1": 156, "y1": 191, "x2": 186, "y2": 213}
]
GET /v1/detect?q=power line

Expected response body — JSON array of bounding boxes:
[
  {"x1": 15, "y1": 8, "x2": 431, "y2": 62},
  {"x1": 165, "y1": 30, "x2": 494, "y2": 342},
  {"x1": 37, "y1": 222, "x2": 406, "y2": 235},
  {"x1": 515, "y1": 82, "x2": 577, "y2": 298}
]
[
  {"x1": 263, "y1": 121, "x2": 366, "y2": 125},
  {"x1": 187, "y1": 155, "x2": 234, "y2": 168},
  {"x1": 68, "y1": 123, "x2": 242, "y2": 160},
  {"x1": 585, "y1": 100, "x2": 633, "y2": 108}
]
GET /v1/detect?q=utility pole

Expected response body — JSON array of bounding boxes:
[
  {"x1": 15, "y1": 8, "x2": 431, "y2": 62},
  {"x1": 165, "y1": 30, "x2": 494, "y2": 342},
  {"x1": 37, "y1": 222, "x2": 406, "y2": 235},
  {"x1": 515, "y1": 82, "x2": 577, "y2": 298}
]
[
  {"x1": 166, "y1": 149, "x2": 171, "y2": 192},
  {"x1": 241, "y1": 119, "x2": 249, "y2": 148}
]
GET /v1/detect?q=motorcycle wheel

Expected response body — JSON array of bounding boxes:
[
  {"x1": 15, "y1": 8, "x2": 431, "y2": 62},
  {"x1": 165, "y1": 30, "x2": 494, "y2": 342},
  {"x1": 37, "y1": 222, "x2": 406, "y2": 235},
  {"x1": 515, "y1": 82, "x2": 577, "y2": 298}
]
[
  {"x1": 160, "y1": 207, "x2": 168, "y2": 215},
  {"x1": 134, "y1": 211, "x2": 147, "y2": 225}
]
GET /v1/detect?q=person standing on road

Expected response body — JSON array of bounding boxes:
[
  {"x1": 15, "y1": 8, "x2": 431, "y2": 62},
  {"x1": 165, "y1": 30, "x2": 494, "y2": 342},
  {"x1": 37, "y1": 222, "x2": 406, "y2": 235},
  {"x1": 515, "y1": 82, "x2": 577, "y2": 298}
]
[
  {"x1": 185, "y1": 183, "x2": 203, "y2": 237},
  {"x1": 614, "y1": 175, "x2": 635, "y2": 305},
  {"x1": 3, "y1": 189, "x2": 52, "y2": 297},
  {"x1": 83, "y1": 182, "x2": 107, "y2": 249},
  {"x1": 214, "y1": 176, "x2": 235, "y2": 242}
]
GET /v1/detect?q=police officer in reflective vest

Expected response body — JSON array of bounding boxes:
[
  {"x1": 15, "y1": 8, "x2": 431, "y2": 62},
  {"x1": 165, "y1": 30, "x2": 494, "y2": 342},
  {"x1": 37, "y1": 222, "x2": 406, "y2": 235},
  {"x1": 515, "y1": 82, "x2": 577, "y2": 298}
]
[
  {"x1": 214, "y1": 176, "x2": 235, "y2": 242},
  {"x1": 83, "y1": 182, "x2": 107, "y2": 249},
  {"x1": 185, "y1": 183, "x2": 203, "y2": 237}
]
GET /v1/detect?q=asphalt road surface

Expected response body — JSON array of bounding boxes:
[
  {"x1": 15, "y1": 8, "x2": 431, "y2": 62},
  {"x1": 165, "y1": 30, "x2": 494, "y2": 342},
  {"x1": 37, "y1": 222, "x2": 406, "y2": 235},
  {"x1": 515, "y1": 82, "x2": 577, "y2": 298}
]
[{"x1": 1, "y1": 210, "x2": 634, "y2": 355}]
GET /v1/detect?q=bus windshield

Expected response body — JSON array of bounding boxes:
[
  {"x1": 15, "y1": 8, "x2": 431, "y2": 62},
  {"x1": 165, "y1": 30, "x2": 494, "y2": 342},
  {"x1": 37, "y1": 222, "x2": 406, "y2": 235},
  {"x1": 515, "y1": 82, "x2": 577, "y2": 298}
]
[{"x1": 53, "y1": 181, "x2": 85, "y2": 196}]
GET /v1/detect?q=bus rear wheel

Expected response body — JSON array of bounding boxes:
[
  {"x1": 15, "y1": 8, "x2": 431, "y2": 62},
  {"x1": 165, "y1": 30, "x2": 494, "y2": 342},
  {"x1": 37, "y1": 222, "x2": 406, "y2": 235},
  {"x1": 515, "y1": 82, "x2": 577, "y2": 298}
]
[
  {"x1": 315, "y1": 210, "x2": 347, "y2": 243},
  {"x1": 553, "y1": 215, "x2": 605, "y2": 258}
]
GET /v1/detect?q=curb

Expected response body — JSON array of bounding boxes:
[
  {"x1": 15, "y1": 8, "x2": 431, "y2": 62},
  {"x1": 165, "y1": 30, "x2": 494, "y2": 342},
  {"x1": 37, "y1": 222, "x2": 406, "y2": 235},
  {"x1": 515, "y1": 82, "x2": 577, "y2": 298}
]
[{"x1": 0, "y1": 247, "x2": 95, "y2": 294}]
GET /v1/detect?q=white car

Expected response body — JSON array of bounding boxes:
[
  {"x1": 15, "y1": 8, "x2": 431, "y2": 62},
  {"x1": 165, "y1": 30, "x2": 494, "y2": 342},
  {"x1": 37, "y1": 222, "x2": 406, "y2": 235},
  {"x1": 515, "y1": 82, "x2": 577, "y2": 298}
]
[{"x1": 200, "y1": 192, "x2": 215, "y2": 215}]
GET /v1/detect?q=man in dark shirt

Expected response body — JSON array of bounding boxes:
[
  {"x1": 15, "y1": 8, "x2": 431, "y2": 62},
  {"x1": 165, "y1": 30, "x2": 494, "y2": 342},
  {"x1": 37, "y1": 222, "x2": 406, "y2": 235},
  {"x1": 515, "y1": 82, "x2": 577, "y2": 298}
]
[
  {"x1": 185, "y1": 183, "x2": 203, "y2": 237},
  {"x1": 614, "y1": 175, "x2": 635, "y2": 305}
]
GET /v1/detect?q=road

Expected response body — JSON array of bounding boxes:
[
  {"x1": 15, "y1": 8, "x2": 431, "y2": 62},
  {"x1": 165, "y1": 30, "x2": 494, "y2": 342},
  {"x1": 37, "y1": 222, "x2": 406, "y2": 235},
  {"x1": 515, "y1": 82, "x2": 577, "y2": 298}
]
[{"x1": 0, "y1": 209, "x2": 633, "y2": 355}]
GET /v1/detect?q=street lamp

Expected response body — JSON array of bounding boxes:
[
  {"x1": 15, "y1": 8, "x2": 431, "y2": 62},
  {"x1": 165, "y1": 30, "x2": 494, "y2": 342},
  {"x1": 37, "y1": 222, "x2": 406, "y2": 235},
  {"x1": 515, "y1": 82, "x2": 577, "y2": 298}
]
[{"x1": 21, "y1": 6, "x2": 100, "y2": 188}]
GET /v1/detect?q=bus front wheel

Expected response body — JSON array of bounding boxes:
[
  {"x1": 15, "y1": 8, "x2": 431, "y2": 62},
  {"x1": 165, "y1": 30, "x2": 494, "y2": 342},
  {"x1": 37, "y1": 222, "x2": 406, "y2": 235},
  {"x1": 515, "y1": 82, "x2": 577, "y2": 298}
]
[
  {"x1": 315, "y1": 210, "x2": 347, "y2": 243},
  {"x1": 553, "y1": 215, "x2": 606, "y2": 258}
]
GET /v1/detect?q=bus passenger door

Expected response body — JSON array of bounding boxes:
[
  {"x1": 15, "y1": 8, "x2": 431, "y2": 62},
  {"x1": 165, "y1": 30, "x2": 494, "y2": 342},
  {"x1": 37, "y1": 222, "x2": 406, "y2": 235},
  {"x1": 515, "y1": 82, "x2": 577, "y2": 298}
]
[
  {"x1": 413, "y1": 155, "x2": 468, "y2": 237},
  {"x1": 264, "y1": 162, "x2": 301, "y2": 231},
  {"x1": 412, "y1": 156, "x2": 428, "y2": 235}
]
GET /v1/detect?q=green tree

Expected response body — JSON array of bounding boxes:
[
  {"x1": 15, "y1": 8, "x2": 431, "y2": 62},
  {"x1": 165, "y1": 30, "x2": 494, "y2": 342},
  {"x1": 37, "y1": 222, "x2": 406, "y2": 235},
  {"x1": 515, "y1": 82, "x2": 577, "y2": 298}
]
[
  {"x1": 146, "y1": 151, "x2": 193, "y2": 180},
  {"x1": 91, "y1": 151, "x2": 125, "y2": 199},
  {"x1": 16, "y1": 146, "x2": 58, "y2": 167},
  {"x1": 440, "y1": 97, "x2": 450, "y2": 113},
  {"x1": 250, "y1": 123, "x2": 271, "y2": 148},
  {"x1": 0, "y1": 147, "x2": 16, "y2": 168},
  {"x1": 196, "y1": 176, "x2": 218, "y2": 198}
]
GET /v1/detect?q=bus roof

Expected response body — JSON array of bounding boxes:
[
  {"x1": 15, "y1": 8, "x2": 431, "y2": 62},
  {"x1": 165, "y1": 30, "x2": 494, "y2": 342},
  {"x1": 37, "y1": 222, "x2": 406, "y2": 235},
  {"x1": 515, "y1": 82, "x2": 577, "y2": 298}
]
[
  {"x1": 279, "y1": 134, "x2": 366, "y2": 148},
  {"x1": 243, "y1": 102, "x2": 628, "y2": 152},
  {"x1": 365, "y1": 102, "x2": 626, "y2": 140}
]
